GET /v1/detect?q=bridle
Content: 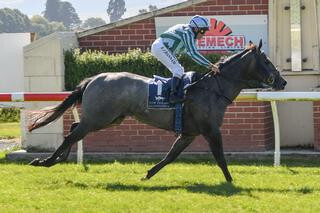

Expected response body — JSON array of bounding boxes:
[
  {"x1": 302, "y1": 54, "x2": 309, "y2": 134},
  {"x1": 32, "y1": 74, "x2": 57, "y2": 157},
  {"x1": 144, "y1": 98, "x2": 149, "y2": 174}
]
[
  {"x1": 184, "y1": 48, "x2": 254, "y2": 89},
  {"x1": 184, "y1": 48, "x2": 276, "y2": 104}
]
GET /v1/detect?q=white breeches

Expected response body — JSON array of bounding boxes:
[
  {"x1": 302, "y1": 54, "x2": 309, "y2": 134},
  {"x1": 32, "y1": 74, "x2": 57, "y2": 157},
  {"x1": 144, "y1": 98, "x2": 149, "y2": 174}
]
[{"x1": 151, "y1": 38, "x2": 184, "y2": 78}]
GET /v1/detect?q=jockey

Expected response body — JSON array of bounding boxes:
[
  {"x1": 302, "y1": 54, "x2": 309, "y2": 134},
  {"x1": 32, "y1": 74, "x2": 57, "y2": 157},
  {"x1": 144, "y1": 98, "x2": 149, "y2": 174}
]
[{"x1": 151, "y1": 15, "x2": 220, "y2": 104}]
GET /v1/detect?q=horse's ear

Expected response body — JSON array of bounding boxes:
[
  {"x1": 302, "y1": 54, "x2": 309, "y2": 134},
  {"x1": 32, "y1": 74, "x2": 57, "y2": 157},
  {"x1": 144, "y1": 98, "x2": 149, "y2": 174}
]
[
  {"x1": 258, "y1": 39, "x2": 263, "y2": 51},
  {"x1": 248, "y1": 41, "x2": 255, "y2": 50}
]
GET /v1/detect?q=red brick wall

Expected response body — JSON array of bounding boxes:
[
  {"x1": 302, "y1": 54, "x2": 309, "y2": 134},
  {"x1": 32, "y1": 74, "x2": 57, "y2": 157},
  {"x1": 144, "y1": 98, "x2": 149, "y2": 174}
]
[
  {"x1": 79, "y1": 19, "x2": 156, "y2": 53},
  {"x1": 72, "y1": 0, "x2": 273, "y2": 152},
  {"x1": 78, "y1": 0, "x2": 268, "y2": 54},
  {"x1": 314, "y1": 102, "x2": 320, "y2": 151},
  {"x1": 65, "y1": 101, "x2": 274, "y2": 152},
  {"x1": 221, "y1": 101, "x2": 274, "y2": 151},
  {"x1": 159, "y1": 0, "x2": 268, "y2": 17}
]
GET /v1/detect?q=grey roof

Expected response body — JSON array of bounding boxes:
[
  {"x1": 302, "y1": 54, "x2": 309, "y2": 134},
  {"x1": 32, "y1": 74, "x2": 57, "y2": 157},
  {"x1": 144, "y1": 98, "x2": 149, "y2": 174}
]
[{"x1": 77, "y1": 0, "x2": 207, "y2": 38}]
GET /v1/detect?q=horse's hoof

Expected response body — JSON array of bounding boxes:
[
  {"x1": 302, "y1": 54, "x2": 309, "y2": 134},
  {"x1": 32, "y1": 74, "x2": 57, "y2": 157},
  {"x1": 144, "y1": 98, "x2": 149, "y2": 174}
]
[
  {"x1": 226, "y1": 177, "x2": 233, "y2": 183},
  {"x1": 29, "y1": 158, "x2": 41, "y2": 166},
  {"x1": 29, "y1": 158, "x2": 50, "y2": 167},
  {"x1": 141, "y1": 176, "x2": 149, "y2": 181}
]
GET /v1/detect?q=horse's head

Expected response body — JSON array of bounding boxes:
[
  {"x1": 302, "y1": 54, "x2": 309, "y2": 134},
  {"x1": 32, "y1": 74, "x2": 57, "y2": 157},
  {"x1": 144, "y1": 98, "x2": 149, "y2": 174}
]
[{"x1": 246, "y1": 40, "x2": 287, "y2": 90}]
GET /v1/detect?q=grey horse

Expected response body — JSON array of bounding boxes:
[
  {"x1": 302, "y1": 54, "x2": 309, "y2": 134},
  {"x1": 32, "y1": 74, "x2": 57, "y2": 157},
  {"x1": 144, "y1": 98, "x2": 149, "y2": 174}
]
[{"x1": 29, "y1": 40, "x2": 287, "y2": 182}]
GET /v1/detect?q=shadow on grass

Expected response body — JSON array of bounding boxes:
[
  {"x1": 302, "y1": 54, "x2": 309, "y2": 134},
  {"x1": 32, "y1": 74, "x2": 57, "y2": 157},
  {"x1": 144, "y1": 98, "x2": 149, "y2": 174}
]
[
  {"x1": 99, "y1": 182, "x2": 319, "y2": 197},
  {"x1": 64, "y1": 181, "x2": 244, "y2": 196}
]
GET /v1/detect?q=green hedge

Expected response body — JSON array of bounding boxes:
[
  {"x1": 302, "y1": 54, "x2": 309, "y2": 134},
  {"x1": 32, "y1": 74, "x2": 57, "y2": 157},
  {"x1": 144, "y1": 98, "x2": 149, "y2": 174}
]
[
  {"x1": 0, "y1": 108, "x2": 20, "y2": 122},
  {"x1": 64, "y1": 49, "x2": 222, "y2": 90}
]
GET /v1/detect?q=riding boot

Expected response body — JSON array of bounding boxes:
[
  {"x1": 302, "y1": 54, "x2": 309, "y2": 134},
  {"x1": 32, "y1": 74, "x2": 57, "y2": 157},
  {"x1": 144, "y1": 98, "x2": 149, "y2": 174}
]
[{"x1": 169, "y1": 76, "x2": 184, "y2": 104}]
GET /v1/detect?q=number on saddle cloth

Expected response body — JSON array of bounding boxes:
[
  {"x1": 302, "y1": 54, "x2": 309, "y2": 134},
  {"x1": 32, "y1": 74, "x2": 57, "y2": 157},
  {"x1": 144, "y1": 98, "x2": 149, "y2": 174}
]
[{"x1": 148, "y1": 72, "x2": 196, "y2": 135}]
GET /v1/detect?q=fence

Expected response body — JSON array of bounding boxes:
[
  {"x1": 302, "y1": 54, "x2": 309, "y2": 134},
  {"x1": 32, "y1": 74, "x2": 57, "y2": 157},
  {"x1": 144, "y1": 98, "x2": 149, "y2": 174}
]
[{"x1": 1, "y1": 91, "x2": 320, "y2": 165}]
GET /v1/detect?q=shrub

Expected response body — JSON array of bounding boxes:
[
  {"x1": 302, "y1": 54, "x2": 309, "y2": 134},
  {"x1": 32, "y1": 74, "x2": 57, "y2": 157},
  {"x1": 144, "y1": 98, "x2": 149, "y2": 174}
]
[
  {"x1": 64, "y1": 49, "x2": 222, "y2": 90},
  {"x1": 0, "y1": 108, "x2": 20, "y2": 122}
]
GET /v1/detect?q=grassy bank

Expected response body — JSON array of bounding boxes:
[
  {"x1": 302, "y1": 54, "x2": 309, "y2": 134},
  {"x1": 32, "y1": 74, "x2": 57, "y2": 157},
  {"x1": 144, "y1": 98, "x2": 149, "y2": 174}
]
[
  {"x1": 0, "y1": 122, "x2": 20, "y2": 139},
  {"x1": 0, "y1": 154, "x2": 319, "y2": 212}
]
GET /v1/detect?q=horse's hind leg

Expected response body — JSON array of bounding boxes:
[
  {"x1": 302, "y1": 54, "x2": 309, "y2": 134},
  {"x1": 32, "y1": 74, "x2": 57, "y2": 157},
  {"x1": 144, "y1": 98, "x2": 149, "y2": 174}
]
[
  {"x1": 204, "y1": 130, "x2": 233, "y2": 182},
  {"x1": 52, "y1": 122, "x2": 80, "y2": 164},
  {"x1": 30, "y1": 122, "x2": 89, "y2": 167},
  {"x1": 142, "y1": 135, "x2": 194, "y2": 180}
]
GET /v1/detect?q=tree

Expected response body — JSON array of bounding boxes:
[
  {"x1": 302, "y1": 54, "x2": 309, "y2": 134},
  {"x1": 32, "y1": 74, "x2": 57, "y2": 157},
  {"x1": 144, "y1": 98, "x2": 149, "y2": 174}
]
[
  {"x1": 31, "y1": 15, "x2": 50, "y2": 37},
  {"x1": 50, "y1": 21, "x2": 67, "y2": 32},
  {"x1": 43, "y1": 0, "x2": 60, "y2": 22},
  {"x1": 138, "y1": 9, "x2": 148, "y2": 14},
  {"x1": 0, "y1": 8, "x2": 66, "y2": 37},
  {"x1": 107, "y1": 0, "x2": 126, "y2": 22},
  {"x1": 31, "y1": 15, "x2": 66, "y2": 38},
  {"x1": 59, "y1": 1, "x2": 81, "y2": 29},
  {"x1": 82, "y1": 17, "x2": 106, "y2": 29},
  {"x1": 139, "y1": 5, "x2": 158, "y2": 14},
  {"x1": 43, "y1": 0, "x2": 81, "y2": 29},
  {"x1": 0, "y1": 8, "x2": 31, "y2": 33},
  {"x1": 148, "y1": 5, "x2": 158, "y2": 12}
]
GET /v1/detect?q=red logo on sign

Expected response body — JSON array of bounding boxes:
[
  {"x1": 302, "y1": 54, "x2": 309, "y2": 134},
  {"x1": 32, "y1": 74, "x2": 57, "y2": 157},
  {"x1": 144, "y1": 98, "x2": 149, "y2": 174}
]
[
  {"x1": 197, "y1": 18, "x2": 245, "y2": 50},
  {"x1": 206, "y1": 18, "x2": 232, "y2": 36}
]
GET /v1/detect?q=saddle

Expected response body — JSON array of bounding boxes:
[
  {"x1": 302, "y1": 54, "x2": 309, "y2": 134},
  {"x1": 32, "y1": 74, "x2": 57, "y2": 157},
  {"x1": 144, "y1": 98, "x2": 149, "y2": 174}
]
[
  {"x1": 148, "y1": 72, "x2": 198, "y2": 134},
  {"x1": 148, "y1": 72, "x2": 197, "y2": 108}
]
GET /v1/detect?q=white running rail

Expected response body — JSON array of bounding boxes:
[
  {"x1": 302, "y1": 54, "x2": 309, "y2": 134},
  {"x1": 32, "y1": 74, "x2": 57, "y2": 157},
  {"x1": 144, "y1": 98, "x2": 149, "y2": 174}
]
[{"x1": 1, "y1": 91, "x2": 320, "y2": 166}]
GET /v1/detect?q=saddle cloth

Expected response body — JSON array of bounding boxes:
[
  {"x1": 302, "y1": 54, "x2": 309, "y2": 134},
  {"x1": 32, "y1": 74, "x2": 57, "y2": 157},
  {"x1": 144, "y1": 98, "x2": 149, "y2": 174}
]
[{"x1": 147, "y1": 72, "x2": 196, "y2": 109}]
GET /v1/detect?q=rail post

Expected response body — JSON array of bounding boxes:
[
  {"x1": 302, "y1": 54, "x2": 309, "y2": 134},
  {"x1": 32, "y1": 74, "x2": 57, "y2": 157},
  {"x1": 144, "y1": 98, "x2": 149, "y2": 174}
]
[
  {"x1": 71, "y1": 107, "x2": 83, "y2": 164},
  {"x1": 270, "y1": 101, "x2": 280, "y2": 166}
]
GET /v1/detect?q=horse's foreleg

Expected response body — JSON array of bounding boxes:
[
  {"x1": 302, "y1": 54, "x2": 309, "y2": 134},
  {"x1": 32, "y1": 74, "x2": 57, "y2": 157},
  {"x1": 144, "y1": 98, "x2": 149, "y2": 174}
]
[
  {"x1": 204, "y1": 131, "x2": 233, "y2": 182},
  {"x1": 30, "y1": 122, "x2": 88, "y2": 167},
  {"x1": 142, "y1": 135, "x2": 194, "y2": 180}
]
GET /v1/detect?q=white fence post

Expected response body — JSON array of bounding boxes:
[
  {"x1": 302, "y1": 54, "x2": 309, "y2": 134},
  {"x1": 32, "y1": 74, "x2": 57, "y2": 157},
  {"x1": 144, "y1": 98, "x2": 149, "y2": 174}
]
[
  {"x1": 271, "y1": 100, "x2": 280, "y2": 166},
  {"x1": 71, "y1": 107, "x2": 83, "y2": 164}
]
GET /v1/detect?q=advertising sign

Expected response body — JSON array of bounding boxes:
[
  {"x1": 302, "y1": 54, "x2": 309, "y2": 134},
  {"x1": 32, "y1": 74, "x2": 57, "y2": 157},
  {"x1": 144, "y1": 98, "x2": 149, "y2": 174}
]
[{"x1": 155, "y1": 15, "x2": 268, "y2": 53}]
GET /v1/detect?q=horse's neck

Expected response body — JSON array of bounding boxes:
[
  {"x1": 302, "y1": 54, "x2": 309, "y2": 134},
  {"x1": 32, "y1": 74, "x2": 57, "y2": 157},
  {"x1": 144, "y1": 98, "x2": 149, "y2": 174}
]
[
  {"x1": 216, "y1": 75, "x2": 242, "y2": 103},
  {"x1": 216, "y1": 57, "x2": 252, "y2": 103}
]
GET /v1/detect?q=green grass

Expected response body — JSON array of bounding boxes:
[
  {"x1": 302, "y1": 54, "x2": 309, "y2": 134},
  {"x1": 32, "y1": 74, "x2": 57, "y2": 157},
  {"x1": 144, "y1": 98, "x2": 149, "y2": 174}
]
[
  {"x1": 0, "y1": 154, "x2": 320, "y2": 213},
  {"x1": 0, "y1": 122, "x2": 21, "y2": 139}
]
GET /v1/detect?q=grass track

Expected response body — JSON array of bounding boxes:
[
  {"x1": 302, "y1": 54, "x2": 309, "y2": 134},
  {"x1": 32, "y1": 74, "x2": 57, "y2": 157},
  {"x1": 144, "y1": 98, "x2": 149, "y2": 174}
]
[
  {"x1": 0, "y1": 122, "x2": 20, "y2": 139},
  {"x1": 0, "y1": 153, "x2": 320, "y2": 212}
]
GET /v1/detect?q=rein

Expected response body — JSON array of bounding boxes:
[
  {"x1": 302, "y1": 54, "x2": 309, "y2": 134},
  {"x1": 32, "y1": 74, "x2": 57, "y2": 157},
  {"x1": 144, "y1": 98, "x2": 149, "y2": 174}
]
[
  {"x1": 185, "y1": 47, "x2": 255, "y2": 90},
  {"x1": 183, "y1": 49, "x2": 260, "y2": 104},
  {"x1": 183, "y1": 69, "x2": 234, "y2": 104},
  {"x1": 183, "y1": 69, "x2": 216, "y2": 90}
]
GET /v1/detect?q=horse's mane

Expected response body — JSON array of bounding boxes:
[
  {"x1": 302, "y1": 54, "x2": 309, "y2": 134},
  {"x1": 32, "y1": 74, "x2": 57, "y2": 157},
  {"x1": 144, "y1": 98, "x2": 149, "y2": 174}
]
[{"x1": 217, "y1": 44, "x2": 255, "y2": 70}]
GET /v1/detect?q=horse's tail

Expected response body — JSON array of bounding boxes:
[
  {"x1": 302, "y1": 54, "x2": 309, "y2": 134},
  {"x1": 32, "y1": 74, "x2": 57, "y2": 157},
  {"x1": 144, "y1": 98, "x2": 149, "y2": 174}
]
[{"x1": 28, "y1": 77, "x2": 93, "y2": 132}]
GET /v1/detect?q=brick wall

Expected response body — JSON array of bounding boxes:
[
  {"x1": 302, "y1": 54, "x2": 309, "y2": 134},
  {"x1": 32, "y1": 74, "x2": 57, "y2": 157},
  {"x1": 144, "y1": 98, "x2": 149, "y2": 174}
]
[
  {"x1": 221, "y1": 101, "x2": 274, "y2": 151},
  {"x1": 65, "y1": 101, "x2": 274, "y2": 152},
  {"x1": 72, "y1": 0, "x2": 274, "y2": 152},
  {"x1": 159, "y1": 0, "x2": 268, "y2": 17},
  {"x1": 79, "y1": 18, "x2": 156, "y2": 53},
  {"x1": 314, "y1": 102, "x2": 320, "y2": 151}
]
